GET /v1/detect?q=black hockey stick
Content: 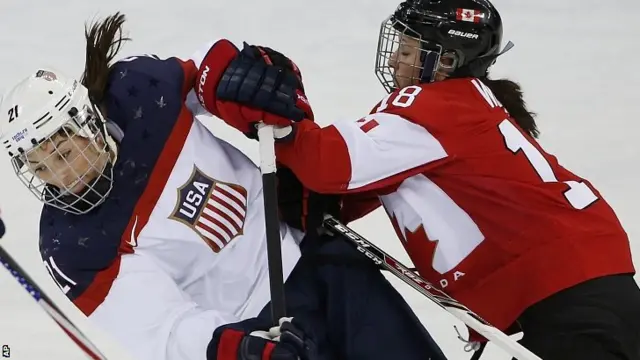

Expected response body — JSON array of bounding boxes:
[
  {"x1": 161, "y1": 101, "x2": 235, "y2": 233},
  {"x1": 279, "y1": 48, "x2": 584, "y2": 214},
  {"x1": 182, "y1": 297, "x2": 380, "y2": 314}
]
[
  {"x1": 256, "y1": 124, "x2": 287, "y2": 324},
  {"x1": 322, "y1": 215, "x2": 541, "y2": 360},
  {"x1": 0, "y1": 244, "x2": 106, "y2": 359}
]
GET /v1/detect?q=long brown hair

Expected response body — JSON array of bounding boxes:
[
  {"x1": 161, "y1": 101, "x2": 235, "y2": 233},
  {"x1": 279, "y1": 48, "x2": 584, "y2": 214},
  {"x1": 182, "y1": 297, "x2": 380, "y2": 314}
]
[
  {"x1": 80, "y1": 13, "x2": 130, "y2": 104},
  {"x1": 481, "y1": 77, "x2": 539, "y2": 138}
]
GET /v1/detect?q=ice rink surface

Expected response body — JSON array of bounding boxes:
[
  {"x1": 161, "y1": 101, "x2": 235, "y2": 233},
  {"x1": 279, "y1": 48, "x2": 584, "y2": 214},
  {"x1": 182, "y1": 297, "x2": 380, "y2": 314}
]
[{"x1": 0, "y1": 0, "x2": 639, "y2": 358}]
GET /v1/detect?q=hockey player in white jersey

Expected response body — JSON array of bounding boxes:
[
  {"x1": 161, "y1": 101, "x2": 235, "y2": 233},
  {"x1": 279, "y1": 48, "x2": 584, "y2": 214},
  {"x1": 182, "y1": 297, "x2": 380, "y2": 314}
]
[{"x1": 0, "y1": 13, "x2": 447, "y2": 360}]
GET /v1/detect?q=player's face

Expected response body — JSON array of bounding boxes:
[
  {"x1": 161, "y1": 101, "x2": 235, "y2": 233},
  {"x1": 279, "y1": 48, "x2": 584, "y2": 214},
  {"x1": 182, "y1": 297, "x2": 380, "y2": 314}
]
[
  {"x1": 388, "y1": 34, "x2": 457, "y2": 88},
  {"x1": 388, "y1": 35, "x2": 423, "y2": 89},
  {"x1": 24, "y1": 130, "x2": 109, "y2": 195}
]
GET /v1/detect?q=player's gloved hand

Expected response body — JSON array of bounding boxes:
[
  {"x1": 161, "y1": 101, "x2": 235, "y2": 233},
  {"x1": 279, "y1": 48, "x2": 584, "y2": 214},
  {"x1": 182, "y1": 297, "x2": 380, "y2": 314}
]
[
  {"x1": 213, "y1": 43, "x2": 314, "y2": 138},
  {"x1": 194, "y1": 39, "x2": 240, "y2": 116},
  {"x1": 208, "y1": 317, "x2": 317, "y2": 360},
  {"x1": 277, "y1": 167, "x2": 341, "y2": 236}
]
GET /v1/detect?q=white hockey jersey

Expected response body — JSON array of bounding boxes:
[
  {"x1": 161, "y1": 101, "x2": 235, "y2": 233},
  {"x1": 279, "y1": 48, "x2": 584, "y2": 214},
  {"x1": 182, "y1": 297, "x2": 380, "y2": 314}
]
[{"x1": 38, "y1": 43, "x2": 303, "y2": 360}]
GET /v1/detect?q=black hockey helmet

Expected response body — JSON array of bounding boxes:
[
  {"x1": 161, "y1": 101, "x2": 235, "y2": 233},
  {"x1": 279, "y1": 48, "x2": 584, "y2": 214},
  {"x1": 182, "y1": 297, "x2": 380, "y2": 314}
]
[{"x1": 375, "y1": 0, "x2": 510, "y2": 93}]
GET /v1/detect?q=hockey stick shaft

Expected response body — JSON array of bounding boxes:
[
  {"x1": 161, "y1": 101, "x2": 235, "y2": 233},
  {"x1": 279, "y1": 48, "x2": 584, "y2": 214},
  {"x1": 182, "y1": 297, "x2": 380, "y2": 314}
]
[
  {"x1": 0, "y1": 244, "x2": 106, "y2": 360},
  {"x1": 257, "y1": 124, "x2": 287, "y2": 324},
  {"x1": 323, "y1": 215, "x2": 542, "y2": 360}
]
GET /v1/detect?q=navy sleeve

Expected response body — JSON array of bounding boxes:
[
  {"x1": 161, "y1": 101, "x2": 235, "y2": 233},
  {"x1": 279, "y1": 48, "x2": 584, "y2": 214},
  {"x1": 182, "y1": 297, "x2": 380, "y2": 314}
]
[{"x1": 104, "y1": 55, "x2": 197, "y2": 132}]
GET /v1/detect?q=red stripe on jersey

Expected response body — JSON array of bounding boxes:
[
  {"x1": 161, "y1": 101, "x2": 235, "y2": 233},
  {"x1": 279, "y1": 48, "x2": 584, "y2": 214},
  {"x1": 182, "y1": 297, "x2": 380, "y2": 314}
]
[
  {"x1": 194, "y1": 217, "x2": 224, "y2": 251},
  {"x1": 215, "y1": 185, "x2": 247, "y2": 212},
  {"x1": 199, "y1": 207, "x2": 233, "y2": 243},
  {"x1": 73, "y1": 60, "x2": 198, "y2": 316},
  {"x1": 215, "y1": 197, "x2": 244, "y2": 224},
  {"x1": 209, "y1": 201, "x2": 242, "y2": 233}
]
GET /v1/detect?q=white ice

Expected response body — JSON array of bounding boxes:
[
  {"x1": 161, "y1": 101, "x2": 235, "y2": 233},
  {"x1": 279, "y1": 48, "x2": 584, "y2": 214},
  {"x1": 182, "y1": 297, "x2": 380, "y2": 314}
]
[{"x1": 0, "y1": 0, "x2": 638, "y2": 359}]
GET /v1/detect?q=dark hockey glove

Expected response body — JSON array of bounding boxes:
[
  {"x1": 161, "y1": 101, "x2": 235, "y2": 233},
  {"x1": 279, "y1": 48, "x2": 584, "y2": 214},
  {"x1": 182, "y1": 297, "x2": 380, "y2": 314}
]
[
  {"x1": 208, "y1": 317, "x2": 317, "y2": 360},
  {"x1": 0, "y1": 213, "x2": 4, "y2": 238},
  {"x1": 277, "y1": 167, "x2": 341, "y2": 235},
  {"x1": 214, "y1": 43, "x2": 314, "y2": 138}
]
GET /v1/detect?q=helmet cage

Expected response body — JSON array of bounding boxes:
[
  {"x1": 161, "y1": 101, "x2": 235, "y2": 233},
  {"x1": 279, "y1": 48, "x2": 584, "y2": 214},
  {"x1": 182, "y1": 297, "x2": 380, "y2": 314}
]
[
  {"x1": 11, "y1": 104, "x2": 115, "y2": 215},
  {"x1": 375, "y1": 15, "x2": 461, "y2": 93}
]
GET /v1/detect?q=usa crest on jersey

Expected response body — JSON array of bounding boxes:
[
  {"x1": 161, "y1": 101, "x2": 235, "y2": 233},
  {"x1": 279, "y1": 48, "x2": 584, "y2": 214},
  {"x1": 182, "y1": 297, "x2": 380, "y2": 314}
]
[{"x1": 170, "y1": 166, "x2": 247, "y2": 252}]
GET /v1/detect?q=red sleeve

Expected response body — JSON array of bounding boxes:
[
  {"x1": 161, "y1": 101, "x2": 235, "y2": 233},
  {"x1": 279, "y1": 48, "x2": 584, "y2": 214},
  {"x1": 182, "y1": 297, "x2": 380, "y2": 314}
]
[{"x1": 275, "y1": 87, "x2": 453, "y2": 194}]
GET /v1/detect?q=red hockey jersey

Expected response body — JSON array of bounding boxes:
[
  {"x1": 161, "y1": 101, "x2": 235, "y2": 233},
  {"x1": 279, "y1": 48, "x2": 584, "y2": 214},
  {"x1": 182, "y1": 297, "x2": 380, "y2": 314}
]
[{"x1": 274, "y1": 77, "x2": 635, "y2": 333}]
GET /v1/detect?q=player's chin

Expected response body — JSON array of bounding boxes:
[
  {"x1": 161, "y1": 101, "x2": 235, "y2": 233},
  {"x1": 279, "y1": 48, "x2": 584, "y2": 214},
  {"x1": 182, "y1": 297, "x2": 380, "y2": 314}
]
[
  {"x1": 66, "y1": 173, "x2": 94, "y2": 195},
  {"x1": 65, "y1": 181, "x2": 87, "y2": 196}
]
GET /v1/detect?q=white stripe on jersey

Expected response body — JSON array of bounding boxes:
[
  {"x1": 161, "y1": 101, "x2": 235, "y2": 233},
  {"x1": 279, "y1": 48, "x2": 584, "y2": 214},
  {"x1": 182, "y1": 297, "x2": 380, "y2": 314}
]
[{"x1": 332, "y1": 112, "x2": 448, "y2": 190}]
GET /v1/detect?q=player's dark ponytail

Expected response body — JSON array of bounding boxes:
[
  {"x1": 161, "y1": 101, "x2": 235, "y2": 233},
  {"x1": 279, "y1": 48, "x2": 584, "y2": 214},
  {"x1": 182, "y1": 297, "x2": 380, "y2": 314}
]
[
  {"x1": 81, "y1": 12, "x2": 130, "y2": 104},
  {"x1": 481, "y1": 78, "x2": 540, "y2": 139}
]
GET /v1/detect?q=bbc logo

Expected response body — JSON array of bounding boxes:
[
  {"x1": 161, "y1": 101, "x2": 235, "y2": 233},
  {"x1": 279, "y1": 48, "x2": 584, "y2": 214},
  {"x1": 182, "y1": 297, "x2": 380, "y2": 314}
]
[{"x1": 1, "y1": 345, "x2": 8, "y2": 358}]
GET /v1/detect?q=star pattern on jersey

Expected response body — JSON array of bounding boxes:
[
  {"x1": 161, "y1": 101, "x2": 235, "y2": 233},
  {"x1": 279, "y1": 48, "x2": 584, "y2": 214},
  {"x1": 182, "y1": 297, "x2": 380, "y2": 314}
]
[
  {"x1": 133, "y1": 106, "x2": 143, "y2": 119},
  {"x1": 77, "y1": 237, "x2": 90, "y2": 248},
  {"x1": 123, "y1": 76, "x2": 169, "y2": 120},
  {"x1": 156, "y1": 96, "x2": 167, "y2": 108}
]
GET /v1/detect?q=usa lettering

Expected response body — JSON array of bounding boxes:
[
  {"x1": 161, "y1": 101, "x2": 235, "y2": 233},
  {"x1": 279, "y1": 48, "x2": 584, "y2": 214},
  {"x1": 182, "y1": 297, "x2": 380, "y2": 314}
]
[{"x1": 179, "y1": 181, "x2": 210, "y2": 218}]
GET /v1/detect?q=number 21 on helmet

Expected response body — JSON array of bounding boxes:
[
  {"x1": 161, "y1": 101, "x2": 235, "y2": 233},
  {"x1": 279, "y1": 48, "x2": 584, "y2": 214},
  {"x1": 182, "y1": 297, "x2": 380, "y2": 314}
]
[{"x1": 0, "y1": 69, "x2": 117, "y2": 215}]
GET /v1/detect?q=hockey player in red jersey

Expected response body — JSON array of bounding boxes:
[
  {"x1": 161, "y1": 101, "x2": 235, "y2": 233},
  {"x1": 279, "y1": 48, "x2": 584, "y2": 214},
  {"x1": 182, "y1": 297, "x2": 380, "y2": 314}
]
[{"x1": 197, "y1": 0, "x2": 640, "y2": 359}]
